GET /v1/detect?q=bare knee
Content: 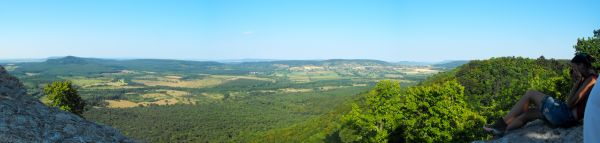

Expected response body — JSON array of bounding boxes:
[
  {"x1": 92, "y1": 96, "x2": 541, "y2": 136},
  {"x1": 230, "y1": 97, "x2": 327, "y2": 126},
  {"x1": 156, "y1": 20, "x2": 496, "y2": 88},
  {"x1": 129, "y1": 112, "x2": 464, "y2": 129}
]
[
  {"x1": 525, "y1": 90, "x2": 545, "y2": 107},
  {"x1": 524, "y1": 90, "x2": 545, "y2": 100},
  {"x1": 519, "y1": 90, "x2": 539, "y2": 101}
]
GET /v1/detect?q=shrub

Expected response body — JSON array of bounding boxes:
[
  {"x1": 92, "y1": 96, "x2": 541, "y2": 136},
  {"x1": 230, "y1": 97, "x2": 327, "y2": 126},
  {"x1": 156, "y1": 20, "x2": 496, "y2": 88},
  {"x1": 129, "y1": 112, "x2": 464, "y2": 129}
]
[{"x1": 44, "y1": 81, "x2": 86, "y2": 116}]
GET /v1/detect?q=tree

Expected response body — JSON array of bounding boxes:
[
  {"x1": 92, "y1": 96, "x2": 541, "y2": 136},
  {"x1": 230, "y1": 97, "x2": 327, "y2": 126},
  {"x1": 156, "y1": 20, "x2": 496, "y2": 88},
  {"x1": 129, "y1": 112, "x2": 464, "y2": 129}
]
[
  {"x1": 574, "y1": 29, "x2": 600, "y2": 67},
  {"x1": 339, "y1": 80, "x2": 486, "y2": 142},
  {"x1": 339, "y1": 80, "x2": 403, "y2": 142},
  {"x1": 44, "y1": 81, "x2": 86, "y2": 116},
  {"x1": 400, "y1": 80, "x2": 486, "y2": 142}
]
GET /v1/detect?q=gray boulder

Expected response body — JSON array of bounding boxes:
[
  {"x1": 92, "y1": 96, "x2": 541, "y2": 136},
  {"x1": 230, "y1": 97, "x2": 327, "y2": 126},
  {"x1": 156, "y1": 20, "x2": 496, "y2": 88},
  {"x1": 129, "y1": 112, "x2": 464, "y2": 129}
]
[{"x1": 473, "y1": 120, "x2": 582, "y2": 143}]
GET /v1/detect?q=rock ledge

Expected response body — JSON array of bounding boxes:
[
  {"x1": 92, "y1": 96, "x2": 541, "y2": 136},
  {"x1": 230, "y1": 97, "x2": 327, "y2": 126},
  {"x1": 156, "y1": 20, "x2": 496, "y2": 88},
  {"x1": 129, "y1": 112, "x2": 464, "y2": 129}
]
[{"x1": 473, "y1": 119, "x2": 582, "y2": 143}]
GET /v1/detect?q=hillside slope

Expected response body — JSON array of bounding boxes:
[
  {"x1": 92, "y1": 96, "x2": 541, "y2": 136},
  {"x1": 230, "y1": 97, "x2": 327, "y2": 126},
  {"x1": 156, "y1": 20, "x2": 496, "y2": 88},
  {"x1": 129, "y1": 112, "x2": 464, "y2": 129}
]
[{"x1": 0, "y1": 66, "x2": 133, "y2": 142}]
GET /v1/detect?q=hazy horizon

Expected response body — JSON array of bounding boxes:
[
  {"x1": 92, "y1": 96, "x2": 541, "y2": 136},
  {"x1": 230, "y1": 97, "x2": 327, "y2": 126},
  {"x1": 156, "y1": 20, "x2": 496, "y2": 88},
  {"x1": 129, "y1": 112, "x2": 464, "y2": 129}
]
[
  {"x1": 0, "y1": 55, "x2": 473, "y2": 63},
  {"x1": 1, "y1": 0, "x2": 599, "y2": 61}
]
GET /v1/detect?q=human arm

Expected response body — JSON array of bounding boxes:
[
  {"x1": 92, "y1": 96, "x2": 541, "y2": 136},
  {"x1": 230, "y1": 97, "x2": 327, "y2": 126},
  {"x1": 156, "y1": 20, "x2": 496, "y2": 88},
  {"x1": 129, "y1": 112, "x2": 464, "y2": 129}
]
[{"x1": 566, "y1": 77, "x2": 596, "y2": 108}]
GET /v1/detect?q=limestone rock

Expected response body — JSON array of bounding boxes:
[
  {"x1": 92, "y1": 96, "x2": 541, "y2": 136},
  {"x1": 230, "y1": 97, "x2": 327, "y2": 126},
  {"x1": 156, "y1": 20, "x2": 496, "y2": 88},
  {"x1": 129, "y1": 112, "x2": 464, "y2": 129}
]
[{"x1": 473, "y1": 120, "x2": 582, "y2": 143}]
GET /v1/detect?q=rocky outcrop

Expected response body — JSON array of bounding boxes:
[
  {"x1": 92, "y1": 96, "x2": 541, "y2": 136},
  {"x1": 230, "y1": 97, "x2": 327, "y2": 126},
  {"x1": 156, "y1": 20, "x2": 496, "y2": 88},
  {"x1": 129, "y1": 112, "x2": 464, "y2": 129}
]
[
  {"x1": 473, "y1": 120, "x2": 582, "y2": 143},
  {"x1": 0, "y1": 66, "x2": 133, "y2": 142}
]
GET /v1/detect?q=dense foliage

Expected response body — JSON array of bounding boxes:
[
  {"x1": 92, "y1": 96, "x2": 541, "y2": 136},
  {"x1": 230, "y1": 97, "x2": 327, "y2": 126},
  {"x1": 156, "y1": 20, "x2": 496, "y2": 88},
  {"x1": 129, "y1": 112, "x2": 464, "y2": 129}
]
[
  {"x1": 456, "y1": 57, "x2": 571, "y2": 120},
  {"x1": 339, "y1": 80, "x2": 486, "y2": 142},
  {"x1": 44, "y1": 81, "x2": 86, "y2": 116},
  {"x1": 574, "y1": 29, "x2": 600, "y2": 67},
  {"x1": 339, "y1": 80, "x2": 404, "y2": 142}
]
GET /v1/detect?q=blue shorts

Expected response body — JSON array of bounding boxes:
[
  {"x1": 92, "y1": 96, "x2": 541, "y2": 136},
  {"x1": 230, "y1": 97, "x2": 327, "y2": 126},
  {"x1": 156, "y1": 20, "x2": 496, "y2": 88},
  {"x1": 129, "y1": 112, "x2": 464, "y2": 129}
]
[{"x1": 541, "y1": 96, "x2": 577, "y2": 127}]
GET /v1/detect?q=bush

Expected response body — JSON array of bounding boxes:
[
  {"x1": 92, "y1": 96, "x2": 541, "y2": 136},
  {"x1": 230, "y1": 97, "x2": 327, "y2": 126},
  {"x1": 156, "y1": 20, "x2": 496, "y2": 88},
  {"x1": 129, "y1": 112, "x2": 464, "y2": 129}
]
[
  {"x1": 400, "y1": 80, "x2": 486, "y2": 142},
  {"x1": 44, "y1": 81, "x2": 86, "y2": 116},
  {"x1": 339, "y1": 80, "x2": 403, "y2": 142}
]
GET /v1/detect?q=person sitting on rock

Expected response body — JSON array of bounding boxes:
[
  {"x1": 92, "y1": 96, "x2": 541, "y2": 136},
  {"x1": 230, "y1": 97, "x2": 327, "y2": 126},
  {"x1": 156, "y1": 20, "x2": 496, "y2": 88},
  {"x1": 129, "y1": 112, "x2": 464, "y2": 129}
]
[{"x1": 484, "y1": 53, "x2": 598, "y2": 136}]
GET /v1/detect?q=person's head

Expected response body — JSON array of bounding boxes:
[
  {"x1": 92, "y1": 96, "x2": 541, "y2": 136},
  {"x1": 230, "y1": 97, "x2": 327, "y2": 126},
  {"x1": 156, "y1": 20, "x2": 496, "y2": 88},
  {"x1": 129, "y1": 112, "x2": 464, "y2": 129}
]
[{"x1": 571, "y1": 53, "x2": 596, "y2": 78}]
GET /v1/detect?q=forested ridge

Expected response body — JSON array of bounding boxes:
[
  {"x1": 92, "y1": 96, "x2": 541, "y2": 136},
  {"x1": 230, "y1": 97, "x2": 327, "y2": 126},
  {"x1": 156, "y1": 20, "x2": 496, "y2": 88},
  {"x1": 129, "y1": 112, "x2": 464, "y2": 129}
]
[{"x1": 335, "y1": 29, "x2": 599, "y2": 142}]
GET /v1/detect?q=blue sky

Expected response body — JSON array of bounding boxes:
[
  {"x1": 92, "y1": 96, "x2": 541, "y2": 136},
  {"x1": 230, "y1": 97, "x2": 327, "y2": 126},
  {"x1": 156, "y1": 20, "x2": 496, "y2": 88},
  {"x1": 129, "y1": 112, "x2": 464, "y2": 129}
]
[{"x1": 0, "y1": 0, "x2": 599, "y2": 62}]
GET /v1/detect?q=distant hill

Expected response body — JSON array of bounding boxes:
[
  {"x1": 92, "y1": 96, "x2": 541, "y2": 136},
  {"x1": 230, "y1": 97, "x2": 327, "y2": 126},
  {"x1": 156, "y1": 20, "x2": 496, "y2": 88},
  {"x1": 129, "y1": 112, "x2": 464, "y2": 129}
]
[
  {"x1": 248, "y1": 59, "x2": 391, "y2": 66},
  {"x1": 0, "y1": 58, "x2": 46, "y2": 63},
  {"x1": 393, "y1": 60, "x2": 469, "y2": 67},
  {"x1": 7, "y1": 56, "x2": 462, "y2": 77},
  {"x1": 393, "y1": 61, "x2": 434, "y2": 66},
  {"x1": 10, "y1": 56, "x2": 225, "y2": 76},
  {"x1": 432, "y1": 60, "x2": 470, "y2": 69}
]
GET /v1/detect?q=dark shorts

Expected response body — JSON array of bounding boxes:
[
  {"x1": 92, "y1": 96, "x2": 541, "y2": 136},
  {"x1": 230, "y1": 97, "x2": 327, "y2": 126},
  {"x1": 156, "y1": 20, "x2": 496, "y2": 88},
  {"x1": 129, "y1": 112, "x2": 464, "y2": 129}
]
[{"x1": 541, "y1": 96, "x2": 577, "y2": 127}]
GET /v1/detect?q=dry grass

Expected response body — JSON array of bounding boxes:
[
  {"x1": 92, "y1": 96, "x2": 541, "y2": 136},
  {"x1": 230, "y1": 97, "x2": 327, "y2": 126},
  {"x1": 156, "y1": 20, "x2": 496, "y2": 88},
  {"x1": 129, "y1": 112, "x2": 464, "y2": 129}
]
[
  {"x1": 88, "y1": 86, "x2": 144, "y2": 90},
  {"x1": 201, "y1": 93, "x2": 224, "y2": 100},
  {"x1": 286, "y1": 71, "x2": 341, "y2": 83},
  {"x1": 132, "y1": 78, "x2": 224, "y2": 88},
  {"x1": 319, "y1": 86, "x2": 348, "y2": 91},
  {"x1": 132, "y1": 75, "x2": 275, "y2": 88},
  {"x1": 142, "y1": 93, "x2": 165, "y2": 99},
  {"x1": 384, "y1": 74, "x2": 404, "y2": 78},
  {"x1": 105, "y1": 100, "x2": 140, "y2": 108},
  {"x1": 164, "y1": 75, "x2": 183, "y2": 79},
  {"x1": 403, "y1": 68, "x2": 439, "y2": 75},
  {"x1": 150, "y1": 99, "x2": 181, "y2": 105},
  {"x1": 105, "y1": 99, "x2": 183, "y2": 108},
  {"x1": 352, "y1": 84, "x2": 368, "y2": 86},
  {"x1": 287, "y1": 72, "x2": 311, "y2": 83},
  {"x1": 210, "y1": 75, "x2": 275, "y2": 82},
  {"x1": 106, "y1": 89, "x2": 196, "y2": 108}
]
